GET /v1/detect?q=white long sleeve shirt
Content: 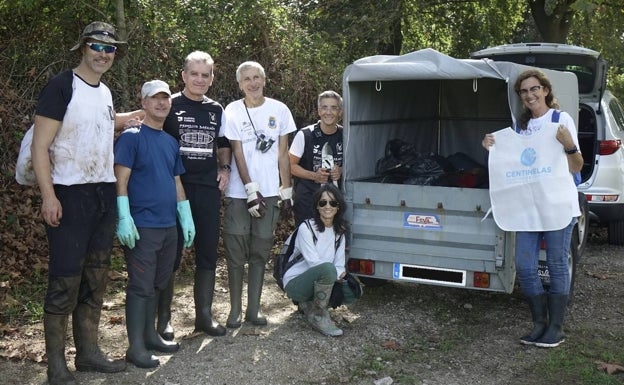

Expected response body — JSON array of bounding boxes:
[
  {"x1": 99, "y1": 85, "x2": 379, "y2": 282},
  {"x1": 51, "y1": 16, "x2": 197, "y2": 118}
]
[{"x1": 282, "y1": 219, "x2": 345, "y2": 288}]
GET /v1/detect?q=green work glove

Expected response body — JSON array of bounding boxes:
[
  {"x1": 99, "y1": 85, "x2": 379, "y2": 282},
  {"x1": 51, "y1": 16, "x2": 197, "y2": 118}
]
[
  {"x1": 177, "y1": 200, "x2": 195, "y2": 248},
  {"x1": 116, "y1": 196, "x2": 140, "y2": 249}
]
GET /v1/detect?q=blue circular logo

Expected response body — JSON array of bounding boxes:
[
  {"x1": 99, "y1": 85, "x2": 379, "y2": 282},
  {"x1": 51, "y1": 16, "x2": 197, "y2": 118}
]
[{"x1": 520, "y1": 148, "x2": 536, "y2": 166}]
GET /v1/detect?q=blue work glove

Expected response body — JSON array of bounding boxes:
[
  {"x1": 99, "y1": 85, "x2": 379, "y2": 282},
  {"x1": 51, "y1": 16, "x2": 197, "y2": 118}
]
[
  {"x1": 245, "y1": 182, "x2": 266, "y2": 218},
  {"x1": 116, "y1": 196, "x2": 139, "y2": 249},
  {"x1": 177, "y1": 200, "x2": 195, "y2": 248}
]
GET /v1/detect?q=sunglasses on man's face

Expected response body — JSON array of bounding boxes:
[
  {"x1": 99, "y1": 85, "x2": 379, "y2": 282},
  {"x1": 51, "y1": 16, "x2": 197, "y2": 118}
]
[
  {"x1": 318, "y1": 200, "x2": 339, "y2": 208},
  {"x1": 86, "y1": 42, "x2": 118, "y2": 54}
]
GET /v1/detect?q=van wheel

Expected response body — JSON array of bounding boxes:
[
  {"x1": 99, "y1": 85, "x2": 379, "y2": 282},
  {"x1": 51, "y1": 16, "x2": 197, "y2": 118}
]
[
  {"x1": 607, "y1": 220, "x2": 624, "y2": 245},
  {"x1": 576, "y1": 193, "x2": 589, "y2": 256},
  {"x1": 567, "y1": 232, "x2": 580, "y2": 306},
  {"x1": 538, "y1": 232, "x2": 579, "y2": 306}
]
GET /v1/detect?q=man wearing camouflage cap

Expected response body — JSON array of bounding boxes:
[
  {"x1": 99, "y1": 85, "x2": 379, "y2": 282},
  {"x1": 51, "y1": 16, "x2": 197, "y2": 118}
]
[{"x1": 31, "y1": 21, "x2": 142, "y2": 384}]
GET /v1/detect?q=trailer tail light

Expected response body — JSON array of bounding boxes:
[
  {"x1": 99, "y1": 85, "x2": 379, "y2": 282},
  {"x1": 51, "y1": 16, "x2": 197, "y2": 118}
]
[
  {"x1": 585, "y1": 194, "x2": 619, "y2": 202},
  {"x1": 347, "y1": 258, "x2": 375, "y2": 275},
  {"x1": 598, "y1": 139, "x2": 621, "y2": 155},
  {"x1": 473, "y1": 272, "x2": 490, "y2": 288}
]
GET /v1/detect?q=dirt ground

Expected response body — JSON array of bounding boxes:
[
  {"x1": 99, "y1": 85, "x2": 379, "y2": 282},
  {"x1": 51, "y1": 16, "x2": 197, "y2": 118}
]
[{"x1": 0, "y1": 227, "x2": 623, "y2": 385}]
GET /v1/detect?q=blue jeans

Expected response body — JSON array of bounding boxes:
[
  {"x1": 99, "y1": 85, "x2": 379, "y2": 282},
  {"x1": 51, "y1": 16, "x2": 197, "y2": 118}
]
[{"x1": 515, "y1": 219, "x2": 575, "y2": 297}]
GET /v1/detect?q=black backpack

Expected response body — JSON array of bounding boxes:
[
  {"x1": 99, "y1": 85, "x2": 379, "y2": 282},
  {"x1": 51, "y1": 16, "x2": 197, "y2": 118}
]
[{"x1": 273, "y1": 220, "x2": 315, "y2": 291}]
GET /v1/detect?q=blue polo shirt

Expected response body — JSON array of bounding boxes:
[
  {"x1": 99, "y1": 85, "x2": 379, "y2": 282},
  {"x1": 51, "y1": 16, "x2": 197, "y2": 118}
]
[{"x1": 114, "y1": 124, "x2": 185, "y2": 227}]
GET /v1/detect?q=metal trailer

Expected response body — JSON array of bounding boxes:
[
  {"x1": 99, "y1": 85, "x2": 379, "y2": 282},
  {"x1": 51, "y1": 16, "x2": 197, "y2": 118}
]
[{"x1": 342, "y1": 49, "x2": 579, "y2": 293}]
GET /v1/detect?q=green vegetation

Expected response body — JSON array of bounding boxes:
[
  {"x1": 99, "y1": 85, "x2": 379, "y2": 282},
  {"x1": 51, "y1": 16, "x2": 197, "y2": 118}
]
[
  {"x1": 1, "y1": 0, "x2": 623, "y2": 340},
  {"x1": 1, "y1": 271, "x2": 46, "y2": 325}
]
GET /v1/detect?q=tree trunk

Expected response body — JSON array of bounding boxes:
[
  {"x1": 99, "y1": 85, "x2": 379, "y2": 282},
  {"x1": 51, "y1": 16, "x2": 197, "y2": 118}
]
[
  {"x1": 377, "y1": 0, "x2": 403, "y2": 55},
  {"x1": 528, "y1": 0, "x2": 575, "y2": 43},
  {"x1": 115, "y1": 0, "x2": 130, "y2": 110}
]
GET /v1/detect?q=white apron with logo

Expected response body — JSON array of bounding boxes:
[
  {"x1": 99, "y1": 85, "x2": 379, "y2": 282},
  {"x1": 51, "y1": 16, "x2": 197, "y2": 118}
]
[{"x1": 488, "y1": 123, "x2": 580, "y2": 231}]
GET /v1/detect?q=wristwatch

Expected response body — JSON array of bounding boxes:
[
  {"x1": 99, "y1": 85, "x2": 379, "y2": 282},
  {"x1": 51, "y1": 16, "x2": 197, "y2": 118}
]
[
  {"x1": 220, "y1": 164, "x2": 232, "y2": 172},
  {"x1": 565, "y1": 146, "x2": 579, "y2": 155}
]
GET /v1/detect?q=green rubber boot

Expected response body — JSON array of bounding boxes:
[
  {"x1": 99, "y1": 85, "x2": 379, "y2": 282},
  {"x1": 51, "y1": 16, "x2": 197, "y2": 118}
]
[
  {"x1": 245, "y1": 262, "x2": 268, "y2": 326},
  {"x1": 304, "y1": 282, "x2": 343, "y2": 337},
  {"x1": 73, "y1": 267, "x2": 126, "y2": 373},
  {"x1": 194, "y1": 268, "x2": 226, "y2": 336},
  {"x1": 44, "y1": 313, "x2": 78, "y2": 385},
  {"x1": 226, "y1": 266, "x2": 244, "y2": 328}
]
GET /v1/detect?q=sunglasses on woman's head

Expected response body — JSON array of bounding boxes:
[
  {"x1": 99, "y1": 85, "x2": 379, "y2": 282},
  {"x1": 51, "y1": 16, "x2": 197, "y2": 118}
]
[{"x1": 318, "y1": 200, "x2": 338, "y2": 208}]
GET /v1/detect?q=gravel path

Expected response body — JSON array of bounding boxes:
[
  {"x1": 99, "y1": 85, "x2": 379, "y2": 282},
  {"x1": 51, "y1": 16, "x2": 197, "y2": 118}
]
[{"x1": 1, "y1": 227, "x2": 622, "y2": 385}]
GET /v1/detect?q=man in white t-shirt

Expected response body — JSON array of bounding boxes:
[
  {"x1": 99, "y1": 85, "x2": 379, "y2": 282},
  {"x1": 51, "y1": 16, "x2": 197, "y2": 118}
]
[
  {"x1": 222, "y1": 61, "x2": 296, "y2": 328},
  {"x1": 30, "y1": 21, "x2": 142, "y2": 384}
]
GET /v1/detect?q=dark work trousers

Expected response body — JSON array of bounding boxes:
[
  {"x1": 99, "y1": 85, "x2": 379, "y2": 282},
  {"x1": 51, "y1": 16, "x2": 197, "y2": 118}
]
[
  {"x1": 293, "y1": 186, "x2": 315, "y2": 228},
  {"x1": 173, "y1": 183, "x2": 222, "y2": 271},
  {"x1": 125, "y1": 227, "x2": 177, "y2": 298},
  {"x1": 44, "y1": 183, "x2": 116, "y2": 314}
]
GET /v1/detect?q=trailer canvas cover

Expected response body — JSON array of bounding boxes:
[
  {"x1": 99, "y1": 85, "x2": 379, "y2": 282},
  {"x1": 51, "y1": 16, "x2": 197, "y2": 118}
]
[{"x1": 342, "y1": 48, "x2": 578, "y2": 183}]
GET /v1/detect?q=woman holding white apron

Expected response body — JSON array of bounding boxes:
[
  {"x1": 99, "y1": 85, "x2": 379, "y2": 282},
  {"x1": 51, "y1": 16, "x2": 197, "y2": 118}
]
[{"x1": 482, "y1": 69, "x2": 583, "y2": 348}]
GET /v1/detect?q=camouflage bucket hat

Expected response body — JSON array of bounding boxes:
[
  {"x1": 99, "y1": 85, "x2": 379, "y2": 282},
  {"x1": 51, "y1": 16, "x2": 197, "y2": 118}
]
[{"x1": 70, "y1": 21, "x2": 127, "y2": 51}]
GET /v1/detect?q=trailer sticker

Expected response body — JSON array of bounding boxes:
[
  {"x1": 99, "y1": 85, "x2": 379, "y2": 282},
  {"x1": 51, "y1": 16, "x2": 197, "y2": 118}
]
[{"x1": 403, "y1": 212, "x2": 442, "y2": 230}]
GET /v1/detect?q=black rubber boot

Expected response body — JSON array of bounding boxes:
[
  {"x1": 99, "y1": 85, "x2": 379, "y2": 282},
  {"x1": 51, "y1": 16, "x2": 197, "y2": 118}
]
[
  {"x1": 125, "y1": 293, "x2": 159, "y2": 368},
  {"x1": 535, "y1": 294, "x2": 568, "y2": 348},
  {"x1": 194, "y1": 268, "x2": 226, "y2": 336},
  {"x1": 519, "y1": 294, "x2": 548, "y2": 345},
  {"x1": 245, "y1": 262, "x2": 268, "y2": 326},
  {"x1": 73, "y1": 267, "x2": 126, "y2": 373},
  {"x1": 226, "y1": 266, "x2": 244, "y2": 329},
  {"x1": 144, "y1": 293, "x2": 179, "y2": 353},
  {"x1": 157, "y1": 276, "x2": 175, "y2": 341},
  {"x1": 44, "y1": 313, "x2": 78, "y2": 385}
]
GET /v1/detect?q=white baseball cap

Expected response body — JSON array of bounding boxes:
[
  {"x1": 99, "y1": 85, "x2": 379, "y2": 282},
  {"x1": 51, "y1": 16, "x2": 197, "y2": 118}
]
[{"x1": 141, "y1": 80, "x2": 171, "y2": 99}]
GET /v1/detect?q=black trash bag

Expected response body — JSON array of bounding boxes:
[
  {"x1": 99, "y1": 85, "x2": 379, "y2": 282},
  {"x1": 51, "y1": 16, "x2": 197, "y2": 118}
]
[
  {"x1": 375, "y1": 139, "x2": 416, "y2": 175},
  {"x1": 376, "y1": 139, "x2": 448, "y2": 181}
]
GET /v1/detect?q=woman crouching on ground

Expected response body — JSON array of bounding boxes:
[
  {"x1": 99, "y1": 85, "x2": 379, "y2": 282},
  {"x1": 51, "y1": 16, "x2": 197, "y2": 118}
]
[{"x1": 282, "y1": 184, "x2": 358, "y2": 336}]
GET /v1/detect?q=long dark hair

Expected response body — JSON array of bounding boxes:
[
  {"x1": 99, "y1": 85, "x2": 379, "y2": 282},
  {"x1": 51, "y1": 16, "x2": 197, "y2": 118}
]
[
  {"x1": 514, "y1": 69, "x2": 560, "y2": 130},
  {"x1": 311, "y1": 183, "x2": 348, "y2": 236}
]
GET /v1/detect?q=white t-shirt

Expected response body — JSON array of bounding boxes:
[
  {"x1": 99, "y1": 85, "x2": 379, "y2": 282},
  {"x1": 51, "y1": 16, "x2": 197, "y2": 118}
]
[
  {"x1": 289, "y1": 128, "x2": 306, "y2": 157},
  {"x1": 488, "y1": 109, "x2": 580, "y2": 231},
  {"x1": 223, "y1": 97, "x2": 296, "y2": 198},
  {"x1": 51, "y1": 74, "x2": 116, "y2": 185}
]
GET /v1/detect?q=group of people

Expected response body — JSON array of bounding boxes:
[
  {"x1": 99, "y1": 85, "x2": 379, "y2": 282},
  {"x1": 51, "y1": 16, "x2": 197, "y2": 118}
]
[
  {"x1": 29, "y1": 18, "x2": 582, "y2": 385},
  {"x1": 30, "y1": 21, "x2": 357, "y2": 385}
]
